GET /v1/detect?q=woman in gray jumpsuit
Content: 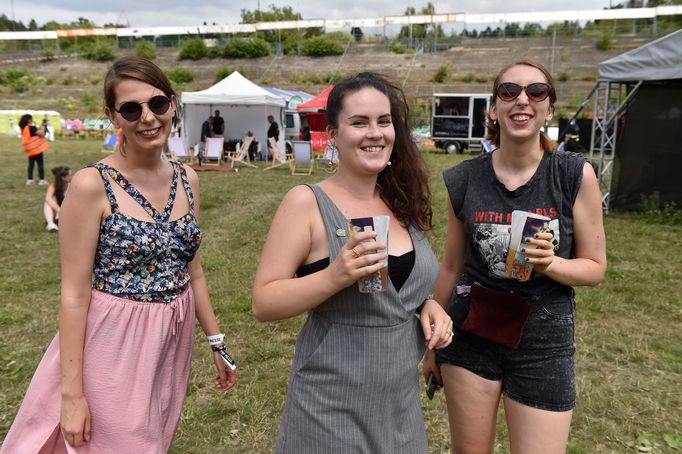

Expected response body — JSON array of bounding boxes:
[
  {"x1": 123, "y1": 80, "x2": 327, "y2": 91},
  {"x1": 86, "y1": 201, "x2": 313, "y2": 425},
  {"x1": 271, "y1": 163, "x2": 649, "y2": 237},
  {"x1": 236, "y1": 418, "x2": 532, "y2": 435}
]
[{"x1": 252, "y1": 72, "x2": 454, "y2": 453}]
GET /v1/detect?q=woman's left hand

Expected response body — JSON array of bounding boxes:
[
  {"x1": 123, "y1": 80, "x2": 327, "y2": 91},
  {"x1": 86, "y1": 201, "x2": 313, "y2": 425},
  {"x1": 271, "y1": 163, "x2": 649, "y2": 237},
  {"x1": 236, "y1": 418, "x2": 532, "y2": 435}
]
[
  {"x1": 419, "y1": 299, "x2": 453, "y2": 350},
  {"x1": 213, "y1": 351, "x2": 237, "y2": 391},
  {"x1": 521, "y1": 231, "x2": 556, "y2": 274}
]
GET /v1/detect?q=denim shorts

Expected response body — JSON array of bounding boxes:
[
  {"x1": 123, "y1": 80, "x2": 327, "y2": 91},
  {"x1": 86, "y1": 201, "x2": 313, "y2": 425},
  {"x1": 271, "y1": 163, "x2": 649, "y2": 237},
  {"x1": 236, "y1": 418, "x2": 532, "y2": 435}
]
[{"x1": 436, "y1": 287, "x2": 577, "y2": 412}]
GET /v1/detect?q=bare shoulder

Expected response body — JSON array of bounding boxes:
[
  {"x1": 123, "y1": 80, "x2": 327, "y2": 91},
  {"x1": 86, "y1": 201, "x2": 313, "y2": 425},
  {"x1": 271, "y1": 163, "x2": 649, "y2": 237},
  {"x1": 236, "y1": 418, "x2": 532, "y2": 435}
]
[
  {"x1": 68, "y1": 167, "x2": 106, "y2": 199},
  {"x1": 281, "y1": 184, "x2": 317, "y2": 211}
]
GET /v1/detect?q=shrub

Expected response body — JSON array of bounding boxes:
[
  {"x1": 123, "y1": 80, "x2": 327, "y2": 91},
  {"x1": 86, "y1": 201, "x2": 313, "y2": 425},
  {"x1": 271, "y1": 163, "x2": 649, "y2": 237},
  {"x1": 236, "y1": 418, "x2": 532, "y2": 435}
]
[
  {"x1": 0, "y1": 68, "x2": 36, "y2": 93},
  {"x1": 389, "y1": 40, "x2": 406, "y2": 54},
  {"x1": 207, "y1": 47, "x2": 222, "y2": 59},
  {"x1": 558, "y1": 70, "x2": 571, "y2": 82},
  {"x1": 637, "y1": 192, "x2": 682, "y2": 225},
  {"x1": 134, "y1": 40, "x2": 156, "y2": 60},
  {"x1": 80, "y1": 40, "x2": 116, "y2": 61},
  {"x1": 432, "y1": 64, "x2": 449, "y2": 83},
  {"x1": 596, "y1": 33, "x2": 612, "y2": 51},
  {"x1": 81, "y1": 91, "x2": 99, "y2": 114},
  {"x1": 222, "y1": 37, "x2": 271, "y2": 58},
  {"x1": 165, "y1": 67, "x2": 194, "y2": 85},
  {"x1": 300, "y1": 36, "x2": 344, "y2": 56},
  {"x1": 178, "y1": 37, "x2": 207, "y2": 60},
  {"x1": 215, "y1": 65, "x2": 236, "y2": 82}
]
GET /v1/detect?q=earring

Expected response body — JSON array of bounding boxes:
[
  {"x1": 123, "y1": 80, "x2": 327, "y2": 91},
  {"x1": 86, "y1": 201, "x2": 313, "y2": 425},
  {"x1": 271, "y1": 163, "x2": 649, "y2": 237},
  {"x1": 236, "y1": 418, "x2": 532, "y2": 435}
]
[
  {"x1": 386, "y1": 161, "x2": 392, "y2": 166},
  {"x1": 326, "y1": 141, "x2": 338, "y2": 163}
]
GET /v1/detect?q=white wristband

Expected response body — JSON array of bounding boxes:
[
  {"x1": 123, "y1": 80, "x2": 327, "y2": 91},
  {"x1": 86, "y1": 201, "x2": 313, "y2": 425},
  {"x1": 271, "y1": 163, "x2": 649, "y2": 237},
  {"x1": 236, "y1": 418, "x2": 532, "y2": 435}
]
[{"x1": 207, "y1": 333, "x2": 225, "y2": 346}]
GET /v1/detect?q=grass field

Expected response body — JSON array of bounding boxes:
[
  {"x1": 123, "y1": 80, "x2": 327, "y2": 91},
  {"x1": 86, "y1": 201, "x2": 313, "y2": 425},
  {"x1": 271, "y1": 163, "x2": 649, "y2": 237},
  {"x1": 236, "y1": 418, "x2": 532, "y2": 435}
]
[{"x1": 0, "y1": 136, "x2": 680, "y2": 453}]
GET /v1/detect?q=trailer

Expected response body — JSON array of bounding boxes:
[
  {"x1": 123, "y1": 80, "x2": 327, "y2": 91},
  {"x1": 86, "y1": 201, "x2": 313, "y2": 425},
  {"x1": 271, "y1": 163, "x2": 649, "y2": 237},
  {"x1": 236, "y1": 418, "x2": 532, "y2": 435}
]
[{"x1": 431, "y1": 93, "x2": 491, "y2": 153}]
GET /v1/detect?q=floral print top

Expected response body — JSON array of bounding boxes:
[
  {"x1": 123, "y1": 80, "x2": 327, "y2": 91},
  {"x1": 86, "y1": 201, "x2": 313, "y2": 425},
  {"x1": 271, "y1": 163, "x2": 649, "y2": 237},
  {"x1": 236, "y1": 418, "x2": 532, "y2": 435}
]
[{"x1": 92, "y1": 161, "x2": 201, "y2": 303}]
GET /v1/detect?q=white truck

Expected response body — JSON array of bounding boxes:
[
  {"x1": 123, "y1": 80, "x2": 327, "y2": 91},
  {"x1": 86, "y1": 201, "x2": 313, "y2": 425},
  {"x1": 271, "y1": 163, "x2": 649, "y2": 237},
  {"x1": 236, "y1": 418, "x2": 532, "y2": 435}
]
[{"x1": 431, "y1": 92, "x2": 491, "y2": 153}]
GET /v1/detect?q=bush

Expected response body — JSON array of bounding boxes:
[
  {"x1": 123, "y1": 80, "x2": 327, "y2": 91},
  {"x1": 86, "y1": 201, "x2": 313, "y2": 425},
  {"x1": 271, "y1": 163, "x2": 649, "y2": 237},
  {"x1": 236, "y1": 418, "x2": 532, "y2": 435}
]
[
  {"x1": 596, "y1": 33, "x2": 612, "y2": 51},
  {"x1": 206, "y1": 47, "x2": 222, "y2": 59},
  {"x1": 299, "y1": 36, "x2": 344, "y2": 56},
  {"x1": 215, "y1": 65, "x2": 236, "y2": 82},
  {"x1": 165, "y1": 67, "x2": 194, "y2": 85},
  {"x1": 389, "y1": 40, "x2": 406, "y2": 54},
  {"x1": 80, "y1": 40, "x2": 116, "y2": 61},
  {"x1": 223, "y1": 38, "x2": 271, "y2": 58},
  {"x1": 178, "y1": 37, "x2": 207, "y2": 60},
  {"x1": 432, "y1": 64, "x2": 449, "y2": 83},
  {"x1": 81, "y1": 92, "x2": 99, "y2": 114},
  {"x1": 0, "y1": 68, "x2": 36, "y2": 93},
  {"x1": 134, "y1": 40, "x2": 156, "y2": 60}
]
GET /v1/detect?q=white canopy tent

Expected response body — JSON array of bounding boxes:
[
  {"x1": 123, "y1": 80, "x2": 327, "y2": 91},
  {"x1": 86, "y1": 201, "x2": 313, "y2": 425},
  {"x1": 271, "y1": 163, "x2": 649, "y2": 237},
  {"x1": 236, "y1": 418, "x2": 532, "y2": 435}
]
[{"x1": 181, "y1": 71, "x2": 286, "y2": 153}]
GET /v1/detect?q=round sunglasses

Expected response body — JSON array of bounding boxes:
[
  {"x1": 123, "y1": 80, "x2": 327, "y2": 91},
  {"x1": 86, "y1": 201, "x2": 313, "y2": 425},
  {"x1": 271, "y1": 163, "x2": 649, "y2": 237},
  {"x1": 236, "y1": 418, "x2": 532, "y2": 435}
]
[
  {"x1": 496, "y1": 82, "x2": 553, "y2": 103},
  {"x1": 114, "y1": 95, "x2": 171, "y2": 122}
]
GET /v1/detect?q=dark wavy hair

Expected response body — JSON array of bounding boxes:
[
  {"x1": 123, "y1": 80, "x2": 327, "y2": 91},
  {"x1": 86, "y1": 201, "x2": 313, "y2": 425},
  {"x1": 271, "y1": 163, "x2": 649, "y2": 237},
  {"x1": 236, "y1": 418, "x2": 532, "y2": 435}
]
[
  {"x1": 104, "y1": 56, "x2": 179, "y2": 151},
  {"x1": 18, "y1": 114, "x2": 33, "y2": 130},
  {"x1": 326, "y1": 72, "x2": 432, "y2": 231},
  {"x1": 486, "y1": 60, "x2": 558, "y2": 151},
  {"x1": 51, "y1": 165, "x2": 71, "y2": 206}
]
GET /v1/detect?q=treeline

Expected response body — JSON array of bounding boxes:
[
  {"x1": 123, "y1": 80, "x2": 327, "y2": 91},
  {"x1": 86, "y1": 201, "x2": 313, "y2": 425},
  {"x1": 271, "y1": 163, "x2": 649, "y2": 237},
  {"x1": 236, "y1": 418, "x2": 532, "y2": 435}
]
[{"x1": 2, "y1": 2, "x2": 681, "y2": 61}]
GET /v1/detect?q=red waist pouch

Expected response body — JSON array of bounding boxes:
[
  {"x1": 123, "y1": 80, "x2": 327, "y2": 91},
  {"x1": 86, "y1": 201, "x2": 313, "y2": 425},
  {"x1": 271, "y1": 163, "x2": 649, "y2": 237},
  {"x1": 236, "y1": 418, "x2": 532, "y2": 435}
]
[{"x1": 460, "y1": 284, "x2": 530, "y2": 349}]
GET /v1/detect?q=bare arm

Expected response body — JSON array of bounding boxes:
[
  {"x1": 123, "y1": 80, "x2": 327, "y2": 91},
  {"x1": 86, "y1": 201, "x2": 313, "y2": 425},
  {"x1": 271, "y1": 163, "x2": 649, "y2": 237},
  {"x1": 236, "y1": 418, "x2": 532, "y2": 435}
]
[
  {"x1": 527, "y1": 163, "x2": 607, "y2": 286},
  {"x1": 432, "y1": 197, "x2": 467, "y2": 309},
  {"x1": 185, "y1": 166, "x2": 236, "y2": 391},
  {"x1": 252, "y1": 185, "x2": 386, "y2": 321},
  {"x1": 58, "y1": 168, "x2": 108, "y2": 446},
  {"x1": 45, "y1": 183, "x2": 60, "y2": 212},
  {"x1": 423, "y1": 195, "x2": 467, "y2": 385}
]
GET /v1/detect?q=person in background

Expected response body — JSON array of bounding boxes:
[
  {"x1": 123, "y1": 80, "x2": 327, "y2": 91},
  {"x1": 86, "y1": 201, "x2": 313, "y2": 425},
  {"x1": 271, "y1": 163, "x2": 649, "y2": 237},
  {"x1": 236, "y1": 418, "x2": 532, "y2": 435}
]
[
  {"x1": 1, "y1": 56, "x2": 236, "y2": 453},
  {"x1": 19, "y1": 113, "x2": 49, "y2": 185},
  {"x1": 212, "y1": 109, "x2": 224, "y2": 138},
  {"x1": 266, "y1": 114, "x2": 280, "y2": 161},
  {"x1": 424, "y1": 60, "x2": 606, "y2": 453},
  {"x1": 43, "y1": 165, "x2": 73, "y2": 232},
  {"x1": 253, "y1": 72, "x2": 453, "y2": 453},
  {"x1": 199, "y1": 115, "x2": 213, "y2": 163}
]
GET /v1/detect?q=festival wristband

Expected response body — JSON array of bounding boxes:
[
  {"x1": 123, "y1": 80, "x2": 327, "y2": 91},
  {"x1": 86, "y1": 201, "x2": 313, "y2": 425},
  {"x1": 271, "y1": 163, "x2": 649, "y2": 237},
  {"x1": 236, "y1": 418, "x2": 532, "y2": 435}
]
[
  {"x1": 207, "y1": 333, "x2": 225, "y2": 346},
  {"x1": 212, "y1": 344, "x2": 237, "y2": 371}
]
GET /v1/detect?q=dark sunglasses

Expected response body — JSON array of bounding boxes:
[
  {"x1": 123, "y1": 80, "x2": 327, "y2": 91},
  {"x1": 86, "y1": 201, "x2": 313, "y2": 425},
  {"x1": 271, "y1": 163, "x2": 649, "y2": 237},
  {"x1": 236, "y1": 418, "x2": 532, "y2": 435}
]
[
  {"x1": 114, "y1": 95, "x2": 171, "y2": 122},
  {"x1": 496, "y1": 82, "x2": 553, "y2": 102}
]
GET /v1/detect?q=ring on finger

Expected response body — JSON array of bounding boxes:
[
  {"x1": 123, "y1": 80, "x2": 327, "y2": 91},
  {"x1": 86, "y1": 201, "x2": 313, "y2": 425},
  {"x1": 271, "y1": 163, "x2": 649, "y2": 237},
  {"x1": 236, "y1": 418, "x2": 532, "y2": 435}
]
[{"x1": 351, "y1": 247, "x2": 361, "y2": 259}]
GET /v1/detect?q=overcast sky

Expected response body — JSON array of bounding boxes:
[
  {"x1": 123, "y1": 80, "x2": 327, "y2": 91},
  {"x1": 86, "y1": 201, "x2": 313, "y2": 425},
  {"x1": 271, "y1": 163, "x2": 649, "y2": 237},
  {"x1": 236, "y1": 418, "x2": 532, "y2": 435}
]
[{"x1": 6, "y1": 1, "x2": 617, "y2": 29}]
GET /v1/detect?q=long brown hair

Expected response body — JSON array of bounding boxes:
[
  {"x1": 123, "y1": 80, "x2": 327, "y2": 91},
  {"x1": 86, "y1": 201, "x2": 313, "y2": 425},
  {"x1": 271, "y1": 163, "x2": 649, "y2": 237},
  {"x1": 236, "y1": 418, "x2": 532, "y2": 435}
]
[
  {"x1": 326, "y1": 72, "x2": 432, "y2": 231},
  {"x1": 51, "y1": 166, "x2": 71, "y2": 206},
  {"x1": 486, "y1": 60, "x2": 558, "y2": 151}
]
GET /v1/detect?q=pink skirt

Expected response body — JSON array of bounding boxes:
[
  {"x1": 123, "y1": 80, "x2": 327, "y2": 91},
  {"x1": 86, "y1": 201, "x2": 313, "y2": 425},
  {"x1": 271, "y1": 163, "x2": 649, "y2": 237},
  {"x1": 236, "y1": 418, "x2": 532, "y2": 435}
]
[{"x1": 1, "y1": 287, "x2": 195, "y2": 454}]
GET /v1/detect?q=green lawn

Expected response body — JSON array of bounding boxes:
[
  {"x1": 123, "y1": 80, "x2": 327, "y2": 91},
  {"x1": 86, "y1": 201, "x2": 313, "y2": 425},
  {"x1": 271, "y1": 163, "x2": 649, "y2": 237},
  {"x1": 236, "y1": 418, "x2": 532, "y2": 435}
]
[{"x1": 0, "y1": 136, "x2": 680, "y2": 453}]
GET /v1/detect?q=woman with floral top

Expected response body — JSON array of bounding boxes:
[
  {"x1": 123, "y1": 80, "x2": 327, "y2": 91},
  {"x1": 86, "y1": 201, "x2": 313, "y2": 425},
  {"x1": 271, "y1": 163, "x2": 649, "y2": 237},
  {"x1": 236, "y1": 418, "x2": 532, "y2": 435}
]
[{"x1": 1, "y1": 56, "x2": 236, "y2": 453}]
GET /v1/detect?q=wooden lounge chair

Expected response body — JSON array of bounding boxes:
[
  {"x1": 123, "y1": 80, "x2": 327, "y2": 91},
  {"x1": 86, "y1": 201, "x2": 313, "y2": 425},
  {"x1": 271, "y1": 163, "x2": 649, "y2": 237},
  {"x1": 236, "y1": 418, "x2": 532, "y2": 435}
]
[
  {"x1": 263, "y1": 137, "x2": 292, "y2": 171},
  {"x1": 227, "y1": 136, "x2": 257, "y2": 169},
  {"x1": 167, "y1": 137, "x2": 196, "y2": 163},
  {"x1": 290, "y1": 140, "x2": 314, "y2": 175},
  {"x1": 203, "y1": 137, "x2": 224, "y2": 166}
]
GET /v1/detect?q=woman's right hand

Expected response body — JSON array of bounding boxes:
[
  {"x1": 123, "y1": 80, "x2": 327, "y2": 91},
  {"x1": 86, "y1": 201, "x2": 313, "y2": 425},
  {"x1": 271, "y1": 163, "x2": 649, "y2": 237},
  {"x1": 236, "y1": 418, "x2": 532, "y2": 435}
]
[
  {"x1": 60, "y1": 394, "x2": 91, "y2": 447},
  {"x1": 328, "y1": 230, "x2": 387, "y2": 290},
  {"x1": 422, "y1": 349, "x2": 443, "y2": 391}
]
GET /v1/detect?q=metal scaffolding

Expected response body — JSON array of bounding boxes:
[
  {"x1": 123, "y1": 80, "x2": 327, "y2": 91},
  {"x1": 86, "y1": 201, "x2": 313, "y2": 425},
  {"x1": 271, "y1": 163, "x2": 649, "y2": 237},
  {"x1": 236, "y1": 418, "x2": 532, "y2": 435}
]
[{"x1": 588, "y1": 79, "x2": 642, "y2": 213}]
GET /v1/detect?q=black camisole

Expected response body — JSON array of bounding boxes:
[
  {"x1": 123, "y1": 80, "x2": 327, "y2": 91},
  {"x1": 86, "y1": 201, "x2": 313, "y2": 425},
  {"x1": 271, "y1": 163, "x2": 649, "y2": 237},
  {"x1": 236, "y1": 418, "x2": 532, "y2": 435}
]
[{"x1": 296, "y1": 250, "x2": 416, "y2": 292}]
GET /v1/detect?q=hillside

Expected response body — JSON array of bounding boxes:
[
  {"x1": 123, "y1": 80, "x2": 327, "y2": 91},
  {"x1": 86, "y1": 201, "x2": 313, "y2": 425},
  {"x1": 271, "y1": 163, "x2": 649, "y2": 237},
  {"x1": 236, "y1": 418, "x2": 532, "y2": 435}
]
[{"x1": 1, "y1": 34, "x2": 654, "y2": 122}]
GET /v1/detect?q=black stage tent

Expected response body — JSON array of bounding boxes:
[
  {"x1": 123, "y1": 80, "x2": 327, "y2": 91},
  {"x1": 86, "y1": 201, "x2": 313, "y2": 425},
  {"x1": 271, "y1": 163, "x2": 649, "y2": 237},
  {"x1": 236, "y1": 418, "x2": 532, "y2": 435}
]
[{"x1": 594, "y1": 29, "x2": 682, "y2": 210}]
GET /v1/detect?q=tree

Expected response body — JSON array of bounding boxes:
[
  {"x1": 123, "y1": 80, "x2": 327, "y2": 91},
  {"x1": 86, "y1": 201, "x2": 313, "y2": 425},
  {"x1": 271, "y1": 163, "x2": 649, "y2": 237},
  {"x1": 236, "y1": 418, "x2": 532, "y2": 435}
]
[
  {"x1": 397, "y1": 2, "x2": 445, "y2": 47},
  {"x1": 240, "y1": 5, "x2": 322, "y2": 55}
]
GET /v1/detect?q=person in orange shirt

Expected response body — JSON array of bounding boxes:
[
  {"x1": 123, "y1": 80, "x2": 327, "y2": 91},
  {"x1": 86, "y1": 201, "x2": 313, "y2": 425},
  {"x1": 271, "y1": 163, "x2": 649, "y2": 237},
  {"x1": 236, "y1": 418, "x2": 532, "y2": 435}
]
[{"x1": 19, "y1": 114, "x2": 49, "y2": 185}]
